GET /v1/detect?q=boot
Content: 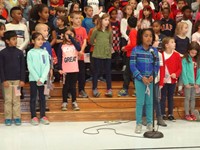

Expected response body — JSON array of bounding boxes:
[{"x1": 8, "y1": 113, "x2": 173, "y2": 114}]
[
  {"x1": 157, "y1": 116, "x2": 167, "y2": 127},
  {"x1": 142, "y1": 117, "x2": 147, "y2": 126}
]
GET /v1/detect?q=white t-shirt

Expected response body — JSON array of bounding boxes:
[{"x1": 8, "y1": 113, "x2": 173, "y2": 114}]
[
  {"x1": 192, "y1": 32, "x2": 200, "y2": 45},
  {"x1": 0, "y1": 40, "x2": 5, "y2": 51},
  {"x1": 87, "y1": 0, "x2": 100, "y2": 16},
  {"x1": 164, "y1": 51, "x2": 173, "y2": 83},
  {"x1": 136, "y1": 1, "x2": 155, "y2": 12}
]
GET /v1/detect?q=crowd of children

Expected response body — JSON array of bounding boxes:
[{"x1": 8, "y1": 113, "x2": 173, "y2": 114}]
[{"x1": 0, "y1": 0, "x2": 200, "y2": 134}]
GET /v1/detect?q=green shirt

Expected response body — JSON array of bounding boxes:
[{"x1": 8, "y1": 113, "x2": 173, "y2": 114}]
[{"x1": 90, "y1": 29, "x2": 112, "y2": 59}]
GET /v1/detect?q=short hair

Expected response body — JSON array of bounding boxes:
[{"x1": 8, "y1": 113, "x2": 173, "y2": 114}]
[
  {"x1": 152, "y1": 20, "x2": 161, "y2": 26},
  {"x1": 137, "y1": 28, "x2": 155, "y2": 46},
  {"x1": 70, "y1": 11, "x2": 81, "y2": 18},
  {"x1": 182, "y1": 5, "x2": 191, "y2": 13},
  {"x1": 57, "y1": 16, "x2": 68, "y2": 26},
  {"x1": 127, "y1": 16, "x2": 137, "y2": 28},
  {"x1": 3, "y1": 30, "x2": 17, "y2": 41},
  {"x1": 162, "y1": 37, "x2": 174, "y2": 51},
  {"x1": 55, "y1": 6, "x2": 66, "y2": 13},
  {"x1": 177, "y1": 0, "x2": 185, "y2": 3},
  {"x1": 32, "y1": 32, "x2": 44, "y2": 41},
  {"x1": 162, "y1": 7, "x2": 170, "y2": 13},
  {"x1": 35, "y1": 23, "x2": 48, "y2": 32},
  {"x1": 10, "y1": 6, "x2": 22, "y2": 18},
  {"x1": 84, "y1": 6, "x2": 93, "y2": 12}
]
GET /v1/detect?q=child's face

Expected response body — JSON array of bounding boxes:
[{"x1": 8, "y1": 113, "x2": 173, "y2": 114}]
[
  {"x1": 143, "y1": 9, "x2": 150, "y2": 17},
  {"x1": 39, "y1": 26, "x2": 49, "y2": 40},
  {"x1": 162, "y1": 9, "x2": 170, "y2": 19},
  {"x1": 56, "y1": 18, "x2": 64, "y2": 27},
  {"x1": 162, "y1": 2, "x2": 169, "y2": 9},
  {"x1": 86, "y1": 8, "x2": 93, "y2": 17},
  {"x1": 184, "y1": 9, "x2": 192, "y2": 19},
  {"x1": 65, "y1": 30, "x2": 75, "y2": 41},
  {"x1": 177, "y1": 1, "x2": 185, "y2": 10},
  {"x1": 57, "y1": 11, "x2": 66, "y2": 17},
  {"x1": 71, "y1": 14, "x2": 81, "y2": 26},
  {"x1": 12, "y1": 10, "x2": 22, "y2": 22},
  {"x1": 142, "y1": 1, "x2": 149, "y2": 7},
  {"x1": 113, "y1": 0, "x2": 120, "y2": 9},
  {"x1": 102, "y1": 17, "x2": 110, "y2": 28},
  {"x1": 189, "y1": 49, "x2": 198, "y2": 58},
  {"x1": 142, "y1": 30, "x2": 153, "y2": 46},
  {"x1": 152, "y1": 22, "x2": 161, "y2": 33},
  {"x1": 110, "y1": 10, "x2": 117, "y2": 20},
  {"x1": 33, "y1": 35, "x2": 44, "y2": 48},
  {"x1": 19, "y1": 0, "x2": 27, "y2": 6},
  {"x1": 0, "y1": 25, "x2": 5, "y2": 38},
  {"x1": 166, "y1": 39, "x2": 176, "y2": 50},
  {"x1": 6, "y1": 36, "x2": 17, "y2": 47},
  {"x1": 129, "y1": 0, "x2": 137, "y2": 9},
  {"x1": 152, "y1": 34, "x2": 159, "y2": 48},
  {"x1": 39, "y1": 7, "x2": 49, "y2": 20},
  {"x1": 73, "y1": 4, "x2": 80, "y2": 11},
  {"x1": 126, "y1": 6, "x2": 133, "y2": 16}
]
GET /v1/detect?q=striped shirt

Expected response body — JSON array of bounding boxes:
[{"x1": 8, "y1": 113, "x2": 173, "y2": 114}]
[{"x1": 130, "y1": 45, "x2": 160, "y2": 81}]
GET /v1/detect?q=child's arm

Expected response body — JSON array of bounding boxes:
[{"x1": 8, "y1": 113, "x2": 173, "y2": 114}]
[
  {"x1": 19, "y1": 25, "x2": 30, "y2": 51},
  {"x1": 69, "y1": 35, "x2": 81, "y2": 51},
  {"x1": 90, "y1": 29, "x2": 97, "y2": 45},
  {"x1": 0, "y1": 52, "x2": 9, "y2": 87},
  {"x1": 120, "y1": 19, "x2": 129, "y2": 41},
  {"x1": 19, "y1": 51, "x2": 26, "y2": 87},
  {"x1": 50, "y1": 30, "x2": 57, "y2": 46},
  {"x1": 40, "y1": 52, "x2": 50, "y2": 83},
  {"x1": 124, "y1": 30, "x2": 137, "y2": 52},
  {"x1": 57, "y1": 44, "x2": 63, "y2": 74},
  {"x1": 27, "y1": 52, "x2": 40, "y2": 81},
  {"x1": 196, "y1": 67, "x2": 200, "y2": 86},
  {"x1": 172, "y1": 53, "x2": 182, "y2": 78}
]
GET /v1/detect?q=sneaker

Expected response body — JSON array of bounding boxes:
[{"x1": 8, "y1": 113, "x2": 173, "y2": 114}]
[
  {"x1": 40, "y1": 116, "x2": 50, "y2": 125},
  {"x1": 118, "y1": 89, "x2": 128, "y2": 97},
  {"x1": 79, "y1": 90, "x2": 88, "y2": 98},
  {"x1": 98, "y1": 76, "x2": 106, "y2": 82},
  {"x1": 185, "y1": 115, "x2": 193, "y2": 121},
  {"x1": 193, "y1": 110, "x2": 200, "y2": 121},
  {"x1": 142, "y1": 117, "x2": 147, "y2": 126},
  {"x1": 105, "y1": 89, "x2": 113, "y2": 97},
  {"x1": 61, "y1": 102, "x2": 68, "y2": 111},
  {"x1": 93, "y1": 89, "x2": 101, "y2": 97},
  {"x1": 157, "y1": 117, "x2": 167, "y2": 127},
  {"x1": 177, "y1": 90, "x2": 184, "y2": 96},
  {"x1": 190, "y1": 114, "x2": 197, "y2": 121},
  {"x1": 162, "y1": 115, "x2": 167, "y2": 120},
  {"x1": 121, "y1": 65, "x2": 126, "y2": 71},
  {"x1": 31, "y1": 117, "x2": 39, "y2": 126},
  {"x1": 168, "y1": 115, "x2": 176, "y2": 122},
  {"x1": 86, "y1": 77, "x2": 93, "y2": 82},
  {"x1": 72, "y1": 102, "x2": 80, "y2": 111},
  {"x1": 14, "y1": 118, "x2": 21, "y2": 126},
  {"x1": 135, "y1": 124, "x2": 142, "y2": 134},
  {"x1": 146, "y1": 123, "x2": 153, "y2": 131},
  {"x1": 5, "y1": 119, "x2": 12, "y2": 126}
]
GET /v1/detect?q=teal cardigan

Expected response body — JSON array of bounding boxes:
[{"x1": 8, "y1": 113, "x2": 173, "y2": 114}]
[{"x1": 182, "y1": 56, "x2": 200, "y2": 85}]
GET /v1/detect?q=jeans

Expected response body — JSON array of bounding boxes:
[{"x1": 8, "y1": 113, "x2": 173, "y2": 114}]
[
  {"x1": 78, "y1": 60, "x2": 86, "y2": 92},
  {"x1": 160, "y1": 83, "x2": 176, "y2": 116},
  {"x1": 30, "y1": 81, "x2": 46, "y2": 118},
  {"x1": 92, "y1": 58, "x2": 112, "y2": 90},
  {"x1": 184, "y1": 86, "x2": 196, "y2": 115}
]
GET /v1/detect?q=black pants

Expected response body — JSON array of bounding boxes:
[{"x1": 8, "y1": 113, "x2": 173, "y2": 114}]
[
  {"x1": 123, "y1": 57, "x2": 134, "y2": 89},
  {"x1": 63, "y1": 72, "x2": 78, "y2": 103},
  {"x1": 30, "y1": 82, "x2": 46, "y2": 118},
  {"x1": 78, "y1": 60, "x2": 85, "y2": 92},
  {"x1": 93, "y1": 58, "x2": 112, "y2": 90}
]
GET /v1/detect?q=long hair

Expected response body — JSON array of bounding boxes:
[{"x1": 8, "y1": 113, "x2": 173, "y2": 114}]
[
  {"x1": 29, "y1": 4, "x2": 48, "y2": 21},
  {"x1": 97, "y1": 14, "x2": 111, "y2": 32},
  {"x1": 142, "y1": 5, "x2": 153, "y2": 25},
  {"x1": 194, "y1": 20, "x2": 200, "y2": 33},
  {"x1": 183, "y1": 42, "x2": 200, "y2": 66},
  {"x1": 137, "y1": 28, "x2": 155, "y2": 46},
  {"x1": 62, "y1": 27, "x2": 76, "y2": 44},
  {"x1": 122, "y1": 4, "x2": 133, "y2": 19},
  {"x1": 175, "y1": 22, "x2": 188, "y2": 36}
]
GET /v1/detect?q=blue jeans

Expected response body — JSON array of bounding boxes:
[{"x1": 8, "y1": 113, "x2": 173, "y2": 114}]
[
  {"x1": 143, "y1": 83, "x2": 162, "y2": 118},
  {"x1": 135, "y1": 79, "x2": 153, "y2": 125},
  {"x1": 160, "y1": 83, "x2": 176, "y2": 116},
  {"x1": 92, "y1": 58, "x2": 112, "y2": 90}
]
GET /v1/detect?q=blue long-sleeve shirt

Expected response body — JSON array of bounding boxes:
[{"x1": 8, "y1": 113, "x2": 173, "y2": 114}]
[{"x1": 130, "y1": 45, "x2": 160, "y2": 81}]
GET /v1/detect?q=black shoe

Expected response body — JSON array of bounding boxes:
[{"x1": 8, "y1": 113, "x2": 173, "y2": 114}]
[
  {"x1": 20, "y1": 93, "x2": 24, "y2": 99},
  {"x1": 162, "y1": 115, "x2": 167, "y2": 120},
  {"x1": 168, "y1": 115, "x2": 176, "y2": 122}
]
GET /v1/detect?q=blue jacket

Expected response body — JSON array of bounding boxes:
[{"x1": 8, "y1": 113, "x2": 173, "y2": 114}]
[{"x1": 182, "y1": 56, "x2": 200, "y2": 85}]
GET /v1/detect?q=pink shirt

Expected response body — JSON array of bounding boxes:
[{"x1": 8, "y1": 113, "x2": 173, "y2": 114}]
[{"x1": 62, "y1": 44, "x2": 79, "y2": 73}]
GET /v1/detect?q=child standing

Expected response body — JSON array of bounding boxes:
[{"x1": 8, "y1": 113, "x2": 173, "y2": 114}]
[
  {"x1": 57, "y1": 27, "x2": 81, "y2": 111},
  {"x1": 90, "y1": 14, "x2": 113, "y2": 97},
  {"x1": 27, "y1": 32, "x2": 50, "y2": 125},
  {"x1": 71, "y1": 11, "x2": 88, "y2": 98},
  {"x1": 160, "y1": 37, "x2": 182, "y2": 121},
  {"x1": 82, "y1": 6, "x2": 94, "y2": 34},
  {"x1": 110, "y1": 0, "x2": 123, "y2": 21},
  {"x1": 0, "y1": 31, "x2": 25, "y2": 126},
  {"x1": 129, "y1": 0, "x2": 138, "y2": 18},
  {"x1": 182, "y1": 42, "x2": 200, "y2": 121},
  {"x1": 138, "y1": 5, "x2": 153, "y2": 29},
  {"x1": 0, "y1": 22, "x2": 5, "y2": 51},
  {"x1": 118, "y1": 16, "x2": 137, "y2": 97},
  {"x1": 192, "y1": 20, "x2": 200, "y2": 45},
  {"x1": 130, "y1": 28, "x2": 159, "y2": 134}
]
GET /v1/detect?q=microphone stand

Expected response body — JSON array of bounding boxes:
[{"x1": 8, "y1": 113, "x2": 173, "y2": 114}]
[{"x1": 143, "y1": 53, "x2": 164, "y2": 138}]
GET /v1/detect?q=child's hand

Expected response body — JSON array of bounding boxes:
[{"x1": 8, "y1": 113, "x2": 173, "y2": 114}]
[
  {"x1": 142, "y1": 77, "x2": 150, "y2": 85},
  {"x1": 148, "y1": 76, "x2": 153, "y2": 83},
  {"x1": 159, "y1": 86, "x2": 163, "y2": 89},
  {"x1": 58, "y1": 70, "x2": 64, "y2": 75},
  {"x1": 3, "y1": 81, "x2": 9, "y2": 88},
  {"x1": 194, "y1": 84, "x2": 199, "y2": 89},
  {"x1": 185, "y1": 84, "x2": 191, "y2": 88},
  {"x1": 49, "y1": 69, "x2": 53, "y2": 79},
  {"x1": 37, "y1": 80, "x2": 42, "y2": 85},
  {"x1": 19, "y1": 81, "x2": 25, "y2": 87},
  {"x1": 170, "y1": 73, "x2": 176, "y2": 79},
  {"x1": 78, "y1": 51, "x2": 84, "y2": 57},
  {"x1": 121, "y1": 47, "x2": 126, "y2": 52}
]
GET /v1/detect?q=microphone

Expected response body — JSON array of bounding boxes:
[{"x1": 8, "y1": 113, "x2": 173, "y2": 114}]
[{"x1": 150, "y1": 48, "x2": 156, "y2": 58}]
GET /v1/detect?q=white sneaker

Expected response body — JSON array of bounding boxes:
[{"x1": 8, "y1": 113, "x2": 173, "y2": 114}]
[
  {"x1": 61, "y1": 102, "x2": 68, "y2": 111},
  {"x1": 135, "y1": 124, "x2": 142, "y2": 134},
  {"x1": 146, "y1": 123, "x2": 153, "y2": 131}
]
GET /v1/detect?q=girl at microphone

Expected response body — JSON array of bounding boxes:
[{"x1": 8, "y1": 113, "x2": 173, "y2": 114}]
[
  {"x1": 159, "y1": 37, "x2": 182, "y2": 122},
  {"x1": 130, "y1": 28, "x2": 160, "y2": 134}
]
